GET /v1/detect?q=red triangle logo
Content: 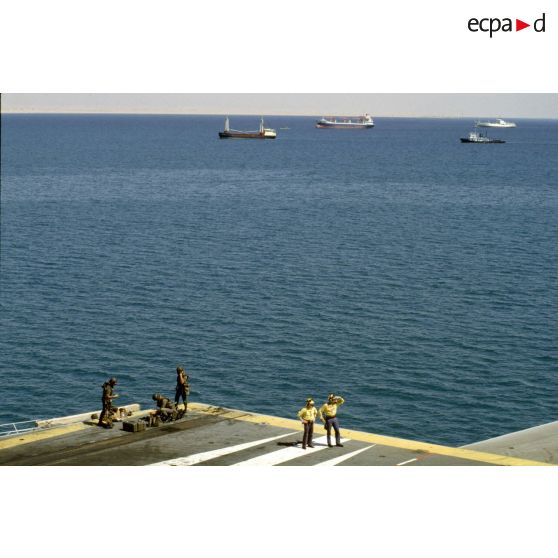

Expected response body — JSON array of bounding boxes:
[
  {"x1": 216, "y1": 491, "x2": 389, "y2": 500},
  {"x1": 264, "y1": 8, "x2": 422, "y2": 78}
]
[{"x1": 516, "y1": 19, "x2": 530, "y2": 31}]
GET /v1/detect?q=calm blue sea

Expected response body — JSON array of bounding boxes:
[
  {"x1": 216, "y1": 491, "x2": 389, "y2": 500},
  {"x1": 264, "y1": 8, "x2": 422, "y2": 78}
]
[{"x1": 1, "y1": 114, "x2": 557, "y2": 445}]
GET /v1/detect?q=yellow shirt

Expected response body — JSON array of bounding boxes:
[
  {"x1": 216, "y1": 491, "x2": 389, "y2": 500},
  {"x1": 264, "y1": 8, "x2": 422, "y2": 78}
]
[
  {"x1": 298, "y1": 406, "x2": 318, "y2": 422},
  {"x1": 319, "y1": 397, "x2": 345, "y2": 421}
]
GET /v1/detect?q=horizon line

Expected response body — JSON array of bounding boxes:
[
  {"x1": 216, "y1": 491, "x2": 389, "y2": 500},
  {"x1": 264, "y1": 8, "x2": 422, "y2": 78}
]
[{"x1": 2, "y1": 111, "x2": 556, "y2": 120}]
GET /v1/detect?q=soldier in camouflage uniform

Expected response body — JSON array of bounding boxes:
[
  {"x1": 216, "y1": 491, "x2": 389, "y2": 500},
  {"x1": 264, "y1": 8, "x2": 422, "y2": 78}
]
[
  {"x1": 174, "y1": 366, "x2": 190, "y2": 411},
  {"x1": 152, "y1": 393, "x2": 178, "y2": 422},
  {"x1": 98, "y1": 377, "x2": 119, "y2": 428}
]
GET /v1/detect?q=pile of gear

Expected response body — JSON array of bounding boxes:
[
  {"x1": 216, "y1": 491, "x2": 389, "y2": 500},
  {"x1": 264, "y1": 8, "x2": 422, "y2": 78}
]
[{"x1": 143, "y1": 393, "x2": 187, "y2": 427}]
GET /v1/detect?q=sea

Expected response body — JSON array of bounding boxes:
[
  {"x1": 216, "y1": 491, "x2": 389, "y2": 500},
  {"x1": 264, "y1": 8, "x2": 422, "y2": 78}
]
[{"x1": 1, "y1": 114, "x2": 557, "y2": 446}]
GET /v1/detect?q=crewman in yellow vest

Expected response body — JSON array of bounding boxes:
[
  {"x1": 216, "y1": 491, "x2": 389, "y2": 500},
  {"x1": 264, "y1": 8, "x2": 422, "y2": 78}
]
[
  {"x1": 319, "y1": 394, "x2": 345, "y2": 447},
  {"x1": 297, "y1": 398, "x2": 318, "y2": 449}
]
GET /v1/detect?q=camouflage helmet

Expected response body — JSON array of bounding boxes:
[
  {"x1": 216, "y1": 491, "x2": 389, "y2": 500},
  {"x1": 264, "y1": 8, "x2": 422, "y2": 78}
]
[
  {"x1": 109, "y1": 377, "x2": 117, "y2": 385},
  {"x1": 152, "y1": 393, "x2": 161, "y2": 401},
  {"x1": 328, "y1": 393, "x2": 335, "y2": 401}
]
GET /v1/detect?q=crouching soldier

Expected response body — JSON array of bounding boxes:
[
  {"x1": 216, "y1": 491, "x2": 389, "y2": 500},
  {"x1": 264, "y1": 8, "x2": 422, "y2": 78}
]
[
  {"x1": 150, "y1": 393, "x2": 178, "y2": 424},
  {"x1": 98, "y1": 377, "x2": 119, "y2": 428}
]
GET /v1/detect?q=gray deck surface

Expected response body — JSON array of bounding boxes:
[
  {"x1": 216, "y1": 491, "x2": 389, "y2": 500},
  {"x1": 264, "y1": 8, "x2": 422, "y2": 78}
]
[{"x1": 1, "y1": 404, "x2": 556, "y2": 466}]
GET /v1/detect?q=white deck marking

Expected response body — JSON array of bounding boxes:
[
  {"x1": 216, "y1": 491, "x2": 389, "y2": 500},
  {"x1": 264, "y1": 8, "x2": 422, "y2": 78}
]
[
  {"x1": 233, "y1": 436, "x2": 349, "y2": 466},
  {"x1": 397, "y1": 458, "x2": 418, "y2": 466},
  {"x1": 314, "y1": 445, "x2": 375, "y2": 466},
  {"x1": 150, "y1": 432, "x2": 295, "y2": 466}
]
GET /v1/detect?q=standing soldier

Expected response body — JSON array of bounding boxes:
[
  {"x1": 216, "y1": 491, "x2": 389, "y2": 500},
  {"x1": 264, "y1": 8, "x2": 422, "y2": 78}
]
[
  {"x1": 297, "y1": 398, "x2": 317, "y2": 449},
  {"x1": 319, "y1": 393, "x2": 345, "y2": 447},
  {"x1": 174, "y1": 366, "x2": 190, "y2": 411},
  {"x1": 98, "y1": 377, "x2": 119, "y2": 428}
]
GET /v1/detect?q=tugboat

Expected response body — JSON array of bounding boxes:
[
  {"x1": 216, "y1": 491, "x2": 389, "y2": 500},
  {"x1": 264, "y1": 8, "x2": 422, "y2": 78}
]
[
  {"x1": 475, "y1": 118, "x2": 516, "y2": 128},
  {"x1": 218, "y1": 116, "x2": 277, "y2": 139},
  {"x1": 460, "y1": 130, "x2": 506, "y2": 144},
  {"x1": 315, "y1": 114, "x2": 374, "y2": 129}
]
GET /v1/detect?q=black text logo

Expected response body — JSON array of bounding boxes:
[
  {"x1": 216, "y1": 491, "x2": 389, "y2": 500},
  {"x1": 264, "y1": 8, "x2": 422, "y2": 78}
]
[{"x1": 468, "y1": 13, "x2": 546, "y2": 37}]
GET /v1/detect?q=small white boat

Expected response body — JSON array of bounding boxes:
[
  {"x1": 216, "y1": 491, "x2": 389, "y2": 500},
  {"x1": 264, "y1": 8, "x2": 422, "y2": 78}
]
[{"x1": 475, "y1": 118, "x2": 517, "y2": 128}]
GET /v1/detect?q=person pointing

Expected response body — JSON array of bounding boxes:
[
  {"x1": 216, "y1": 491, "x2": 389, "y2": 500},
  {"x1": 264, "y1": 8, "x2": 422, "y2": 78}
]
[{"x1": 319, "y1": 393, "x2": 345, "y2": 447}]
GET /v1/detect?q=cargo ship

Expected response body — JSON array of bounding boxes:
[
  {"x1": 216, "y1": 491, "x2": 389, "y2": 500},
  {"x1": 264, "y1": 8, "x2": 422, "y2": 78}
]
[
  {"x1": 218, "y1": 116, "x2": 277, "y2": 139},
  {"x1": 315, "y1": 113, "x2": 374, "y2": 129}
]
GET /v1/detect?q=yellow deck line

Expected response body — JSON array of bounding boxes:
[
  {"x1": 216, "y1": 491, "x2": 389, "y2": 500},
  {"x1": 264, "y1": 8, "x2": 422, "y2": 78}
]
[
  {"x1": 338, "y1": 428, "x2": 551, "y2": 466},
  {"x1": 189, "y1": 402, "x2": 552, "y2": 466},
  {"x1": 0, "y1": 423, "x2": 89, "y2": 450}
]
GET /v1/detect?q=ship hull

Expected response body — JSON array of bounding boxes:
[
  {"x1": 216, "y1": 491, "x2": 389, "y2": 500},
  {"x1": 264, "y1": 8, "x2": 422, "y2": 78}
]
[
  {"x1": 218, "y1": 131, "x2": 276, "y2": 139},
  {"x1": 315, "y1": 123, "x2": 374, "y2": 129},
  {"x1": 460, "y1": 138, "x2": 505, "y2": 143}
]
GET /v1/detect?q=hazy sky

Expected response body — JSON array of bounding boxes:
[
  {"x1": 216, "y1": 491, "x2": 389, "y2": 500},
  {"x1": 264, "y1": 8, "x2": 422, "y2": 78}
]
[{"x1": 3, "y1": 93, "x2": 558, "y2": 118}]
